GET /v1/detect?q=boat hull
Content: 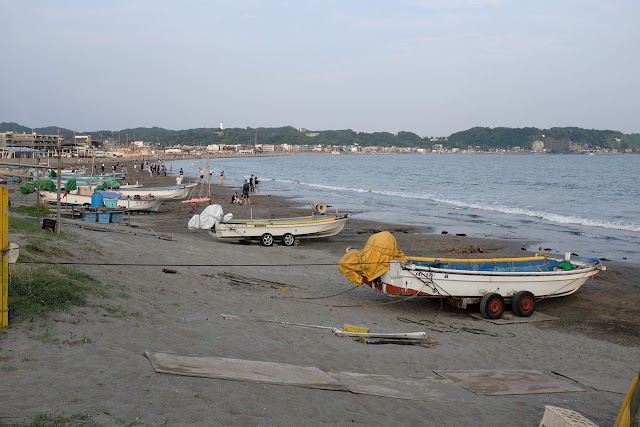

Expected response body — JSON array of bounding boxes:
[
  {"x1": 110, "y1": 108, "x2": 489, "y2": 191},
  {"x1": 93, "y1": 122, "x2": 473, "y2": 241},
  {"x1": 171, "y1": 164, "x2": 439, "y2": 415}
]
[
  {"x1": 211, "y1": 214, "x2": 350, "y2": 241},
  {"x1": 39, "y1": 191, "x2": 162, "y2": 212},
  {"x1": 116, "y1": 184, "x2": 196, "y2": 200},
  {"x1": 367, "y1": 257, "x2": 604, "y2": 300}
]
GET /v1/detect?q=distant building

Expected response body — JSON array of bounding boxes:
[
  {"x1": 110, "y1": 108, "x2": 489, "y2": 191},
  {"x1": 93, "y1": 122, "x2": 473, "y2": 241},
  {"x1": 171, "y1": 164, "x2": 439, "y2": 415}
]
[
  {"x1": 131, "y1": 140, "x2": 145, "y2": 147},
  {"x1": 0, "y1": 131, "x2": 61, "y2": 151},
  {"x1": 164, "y1": 148, "x2": 183, "y2": 154}
]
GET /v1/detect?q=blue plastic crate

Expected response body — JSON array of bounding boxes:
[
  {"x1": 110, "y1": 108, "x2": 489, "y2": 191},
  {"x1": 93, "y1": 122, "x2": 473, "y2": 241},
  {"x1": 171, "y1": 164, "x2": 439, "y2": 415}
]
[
  {"x1": 110, "y1": 212, "x2": 125, "y2": 223},
  {"x1": 83, "y1": 212, "x2": 97, "y2": 223},
  {"x1": 97, "y1": 212, "x2": 111, "y2": 224}
]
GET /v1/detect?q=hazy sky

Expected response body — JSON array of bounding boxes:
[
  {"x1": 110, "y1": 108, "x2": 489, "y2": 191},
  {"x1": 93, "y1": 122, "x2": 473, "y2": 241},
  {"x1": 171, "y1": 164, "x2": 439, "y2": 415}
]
[{"x1": 2, "y1": 0, "x2": 638, "y2": 136}]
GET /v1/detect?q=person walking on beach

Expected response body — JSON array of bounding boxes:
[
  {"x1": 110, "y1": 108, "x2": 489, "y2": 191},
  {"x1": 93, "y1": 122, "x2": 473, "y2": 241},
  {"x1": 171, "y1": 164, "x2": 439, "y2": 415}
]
[
  {"x1": 242, "y1": 179, "x2": 251, "y2": 205},
  {"x1": 254, "y1": 175, "x2": 259, "y2": 193},
  {"x1": 220, "y1": 171, "x2": 224, "y2": 183},
  {"x1": 101, "y1": 162, "x2": 105, "y2": 174},
  {"x1": 249, "y1": 175, "x2": 255, "y2": 193}
]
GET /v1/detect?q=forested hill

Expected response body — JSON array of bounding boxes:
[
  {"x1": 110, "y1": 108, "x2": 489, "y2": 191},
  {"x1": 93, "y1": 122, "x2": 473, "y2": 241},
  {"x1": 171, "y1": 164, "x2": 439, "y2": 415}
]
[
  {"x1": 1, "y1": 122, "x2": 638, "y2": 151},
  {"x1": 447, "y1": 127, "x2": 639, "y2": 152}
]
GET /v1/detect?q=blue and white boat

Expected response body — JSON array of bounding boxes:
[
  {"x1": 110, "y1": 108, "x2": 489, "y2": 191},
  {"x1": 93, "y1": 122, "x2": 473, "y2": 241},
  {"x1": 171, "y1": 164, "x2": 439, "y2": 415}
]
[{"x1": 339, "y1": 232, "x2": 606, "y2": 319}]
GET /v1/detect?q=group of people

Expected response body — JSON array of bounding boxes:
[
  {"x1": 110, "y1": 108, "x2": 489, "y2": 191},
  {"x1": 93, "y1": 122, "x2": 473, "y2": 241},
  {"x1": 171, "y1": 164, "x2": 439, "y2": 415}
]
[{"x1": 231, "y1": 174, "x2": 260, "y2": 205}]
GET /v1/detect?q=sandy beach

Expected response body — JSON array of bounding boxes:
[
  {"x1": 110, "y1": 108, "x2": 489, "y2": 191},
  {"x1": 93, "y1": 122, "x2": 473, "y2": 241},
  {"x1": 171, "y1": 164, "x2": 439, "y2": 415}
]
[{"x1": 2, "y1": 158, "x2": 639, "y2": 426}]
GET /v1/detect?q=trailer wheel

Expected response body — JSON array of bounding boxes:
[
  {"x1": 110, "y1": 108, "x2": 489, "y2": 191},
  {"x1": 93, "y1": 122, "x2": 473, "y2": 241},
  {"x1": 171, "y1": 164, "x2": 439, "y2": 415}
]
[
  {"x1": 512, "y1": 291, "x2": 536, "y2": 317},
  {"x1": 282, "y1": 233, "x2": 295, "y2": 246},
  {"x1": 261, "y1": 233, "x2": 274, "y2": 247},
  {"x1": 480, "y1": 293, "x2": 505, "y2": 319}
]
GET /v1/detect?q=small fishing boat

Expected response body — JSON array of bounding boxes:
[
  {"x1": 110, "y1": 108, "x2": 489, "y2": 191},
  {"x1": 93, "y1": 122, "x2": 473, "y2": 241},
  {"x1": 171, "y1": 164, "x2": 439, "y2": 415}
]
[
  {"x1": 116, "y1": 183, "x2": 197, "y2": 200},
  {"x1": 211, "y1": 213, "x2": 350, "y2": 246},
  {"x1": 338, "y1": 232, "x2": 605, "y2": 319},
  {"x1": 209, "y1": 203, "x2": 350, "y2": 246},
  {"x1": 39, "y1": 191, "x2": 163, "y2": 212}
]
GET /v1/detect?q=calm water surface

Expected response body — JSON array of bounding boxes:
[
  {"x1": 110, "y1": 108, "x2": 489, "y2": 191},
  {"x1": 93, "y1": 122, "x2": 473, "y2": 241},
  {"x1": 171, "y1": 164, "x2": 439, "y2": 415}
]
[{"x1": 170, "y1": 154, "x2": 640, "y2": 262}]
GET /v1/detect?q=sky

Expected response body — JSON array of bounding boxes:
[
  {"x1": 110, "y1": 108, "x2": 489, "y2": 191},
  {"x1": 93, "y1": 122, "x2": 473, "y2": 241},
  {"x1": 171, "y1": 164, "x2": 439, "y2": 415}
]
[{"x1": 1, "y1": 0, "x2": 638, "y2": 137}]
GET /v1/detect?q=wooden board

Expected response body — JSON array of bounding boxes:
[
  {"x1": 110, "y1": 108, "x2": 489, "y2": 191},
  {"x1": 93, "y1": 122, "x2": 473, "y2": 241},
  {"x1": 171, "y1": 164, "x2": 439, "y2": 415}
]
[
  {"x1": 434, "y1": 369, "x2": 584, "y2": 395},
  {"x1": 145, "y1": 351, "x2": 464, "y2": 401},
  {"x1": 146, "y1": 351, "x2": 345, "y2": 391}
]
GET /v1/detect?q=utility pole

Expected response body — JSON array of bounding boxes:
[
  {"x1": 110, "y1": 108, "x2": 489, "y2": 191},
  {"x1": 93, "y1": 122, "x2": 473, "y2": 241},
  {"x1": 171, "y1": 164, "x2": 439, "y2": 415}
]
[{"x1": 56, "y1": 130, "x2": 62, "y2": 234}]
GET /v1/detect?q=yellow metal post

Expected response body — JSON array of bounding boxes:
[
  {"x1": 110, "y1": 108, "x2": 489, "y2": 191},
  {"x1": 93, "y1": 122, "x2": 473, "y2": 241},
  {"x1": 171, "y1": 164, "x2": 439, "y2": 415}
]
[{"x1": 1, "y1": 186, "x2": 8, "y2": 327}]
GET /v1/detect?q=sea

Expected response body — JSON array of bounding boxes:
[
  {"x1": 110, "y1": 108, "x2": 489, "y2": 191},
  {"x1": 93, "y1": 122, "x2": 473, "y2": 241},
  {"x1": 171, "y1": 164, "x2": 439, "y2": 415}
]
[{"x1": 168, "y1": 154, "x2": 640, "y2": 263}]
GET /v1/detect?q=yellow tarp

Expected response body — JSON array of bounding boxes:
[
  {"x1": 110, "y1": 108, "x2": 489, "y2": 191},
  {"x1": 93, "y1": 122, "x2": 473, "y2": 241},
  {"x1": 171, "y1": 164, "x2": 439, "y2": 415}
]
[
  {"x1": 615, "y1": 371, "x2": 640, "y2": 427},
  {"x1": 338, "y1": 231, "x2": 406, "y2": 286}
]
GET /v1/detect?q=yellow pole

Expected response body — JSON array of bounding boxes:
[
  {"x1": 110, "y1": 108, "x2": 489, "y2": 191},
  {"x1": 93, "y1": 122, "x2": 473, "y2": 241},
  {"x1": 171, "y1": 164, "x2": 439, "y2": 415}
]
[{"x1": 1, "y1": 186, "x2": 8, "y2": 327}]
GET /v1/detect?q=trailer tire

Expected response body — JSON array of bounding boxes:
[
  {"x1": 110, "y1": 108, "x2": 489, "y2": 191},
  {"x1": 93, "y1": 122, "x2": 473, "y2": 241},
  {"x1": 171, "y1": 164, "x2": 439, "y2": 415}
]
[
  {"x1": 480, "y1": 293, "x2": 505, "y2": 319},
  {"x1": 261, "y1": 233, "x2": 274, "y2": 247},
  {"x1": 512, "y1": 291, "x2": 536, "y2": 317},
  {"x1": 282, "y1": 233, "x2": 295, "y2": 246}
]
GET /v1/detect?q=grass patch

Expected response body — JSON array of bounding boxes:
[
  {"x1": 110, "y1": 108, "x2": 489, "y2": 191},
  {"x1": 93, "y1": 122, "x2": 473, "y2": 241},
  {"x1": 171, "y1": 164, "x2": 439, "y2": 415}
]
[
  {"x1": 8, "y1": 216, "x2": 47, "y2": 235},
  {"x1": 9, "y1": 216, "x2": 98, "y2": 261},
  {"x1": 10, "y1": 204, "x2": 51, "y2": 218},
  {"x1": 8, "y1": 265, "x2": 100, "y2": 321},
  {"x1": 7, "y1": 413, "x2": 102, "y2": 427}
]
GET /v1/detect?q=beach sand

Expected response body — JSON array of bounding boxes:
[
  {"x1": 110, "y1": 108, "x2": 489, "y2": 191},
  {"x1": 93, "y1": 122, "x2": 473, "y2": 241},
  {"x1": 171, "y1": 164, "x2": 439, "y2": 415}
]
[{"x1": 2, "y1": 159, "x2": 639, "y2": 426}]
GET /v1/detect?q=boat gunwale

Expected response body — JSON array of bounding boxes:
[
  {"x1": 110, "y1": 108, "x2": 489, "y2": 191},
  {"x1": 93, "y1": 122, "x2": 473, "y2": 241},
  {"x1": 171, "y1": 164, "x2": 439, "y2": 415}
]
[
  {"x1": 221, "y1": 214, "x2": 350, "y2": 227},
  {"x1": 396, "y1": 261, "x2": 601, "y2": 277}
]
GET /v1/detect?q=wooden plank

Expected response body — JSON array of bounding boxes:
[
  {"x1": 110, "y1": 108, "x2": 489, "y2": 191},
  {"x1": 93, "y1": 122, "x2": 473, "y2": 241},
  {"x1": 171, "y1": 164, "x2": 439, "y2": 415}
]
[
  {"x1": 145, "y1": 351, "x2": 345, "y2": 390},
  {"x1": 434, "y1": 370, "x2": 584, "y2": 395}
]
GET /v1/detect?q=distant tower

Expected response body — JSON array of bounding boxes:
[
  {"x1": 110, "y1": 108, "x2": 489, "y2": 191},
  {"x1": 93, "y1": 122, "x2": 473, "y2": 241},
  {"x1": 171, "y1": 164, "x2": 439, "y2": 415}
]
[{"x1": 220, "y1": 122, "x2": 224, "y2": 130}]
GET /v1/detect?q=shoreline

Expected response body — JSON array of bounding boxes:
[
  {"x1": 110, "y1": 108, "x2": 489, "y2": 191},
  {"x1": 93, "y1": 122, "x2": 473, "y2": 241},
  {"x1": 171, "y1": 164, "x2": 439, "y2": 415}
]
[{"x1": 4, "y1": 158, "x2": 640, "y2": 426}]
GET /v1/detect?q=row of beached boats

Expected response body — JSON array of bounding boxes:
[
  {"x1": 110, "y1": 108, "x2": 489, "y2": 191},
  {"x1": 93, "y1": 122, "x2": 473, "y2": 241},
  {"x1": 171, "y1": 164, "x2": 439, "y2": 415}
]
[
  {"x1": 37, "y1": 173, "x2": 198, "y2": 211},
  {"x1": 196, "y1": 202, "x2": 605, "y2": 320}
]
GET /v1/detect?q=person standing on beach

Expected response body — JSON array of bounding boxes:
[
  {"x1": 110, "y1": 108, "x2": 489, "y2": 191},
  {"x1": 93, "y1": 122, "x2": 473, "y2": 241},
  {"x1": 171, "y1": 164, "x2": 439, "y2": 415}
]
[
  {"x1": 220, "y1": 171, "x2": 224, "y2": 183},
  {"x1": 254, "y1": 175, "x2": 259, "y2": 193},
  {"x1": 101, "y1": 162, "x2": 105, "y2": 174},
  {"x1": 242, "y1": 179, "x2": 251, "y2": 205},
  {"x1": 249, "y1": 175, "x2": 255, "y2": 193}
]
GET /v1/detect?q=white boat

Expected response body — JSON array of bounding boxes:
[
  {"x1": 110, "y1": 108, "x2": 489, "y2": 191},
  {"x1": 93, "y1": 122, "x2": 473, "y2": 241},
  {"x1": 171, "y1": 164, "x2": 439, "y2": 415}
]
[
  {"x1": 39, "y1": 191, "x2": 163, "y2": 212},
  {"x1": 338, "y1": 232, "x2": 605, "y2": 319},
  {"x1": 115, "y1": 184, "x2": 197, "y2": 200},
  {"x1": 210, "y1": 213, "x2": 350, "y2": 246}
]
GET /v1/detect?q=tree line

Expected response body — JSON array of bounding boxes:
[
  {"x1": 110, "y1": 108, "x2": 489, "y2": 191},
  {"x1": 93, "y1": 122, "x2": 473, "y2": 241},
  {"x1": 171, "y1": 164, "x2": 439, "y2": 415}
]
[{"x1": 1, "y1": 122, "x2": 638, "y2": 151}]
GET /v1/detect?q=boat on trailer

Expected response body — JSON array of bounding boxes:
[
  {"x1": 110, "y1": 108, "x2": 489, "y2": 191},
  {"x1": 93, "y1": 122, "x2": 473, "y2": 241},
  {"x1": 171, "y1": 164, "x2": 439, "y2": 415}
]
[
  {"x1": 211, "y1": 213, "x2": 350, "y2": 246},
  {"x1": 338, "y1": 231, "x2": 605, "y2": 319}
]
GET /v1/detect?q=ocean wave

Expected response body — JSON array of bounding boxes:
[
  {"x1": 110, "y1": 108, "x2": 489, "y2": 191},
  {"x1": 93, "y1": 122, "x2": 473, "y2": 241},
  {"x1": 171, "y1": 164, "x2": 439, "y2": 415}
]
[
  {"x1": 264, "y1": 175, "x2": 640, "y2": 233},
  {"x1": 430, "y1": 197, "x2": 640, "y2": 233},
  {"x1": 273, "y1": 179, "x2": 640, "y2": 233}
]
